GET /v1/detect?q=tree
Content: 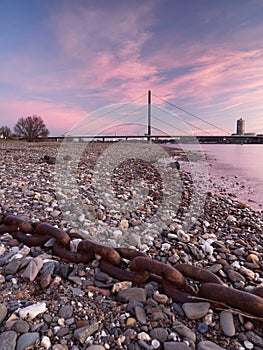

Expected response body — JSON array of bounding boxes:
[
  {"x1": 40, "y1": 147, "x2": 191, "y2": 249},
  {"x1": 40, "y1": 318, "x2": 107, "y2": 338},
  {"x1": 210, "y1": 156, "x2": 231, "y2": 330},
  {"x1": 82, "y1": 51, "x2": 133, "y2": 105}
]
[
  {"x1": 14, "y1": 115, "x2": 49, "y2": 142},
  {"x1": 0, "y1": 126, "x2": 11, "y2": 139}
]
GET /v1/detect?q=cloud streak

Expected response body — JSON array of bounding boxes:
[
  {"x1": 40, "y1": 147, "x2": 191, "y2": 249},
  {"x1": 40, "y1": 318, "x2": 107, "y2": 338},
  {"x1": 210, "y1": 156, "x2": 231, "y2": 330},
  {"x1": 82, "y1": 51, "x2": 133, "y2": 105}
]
[{"x1": 1, "y1": 0, "x2": 263, "y2": 135}]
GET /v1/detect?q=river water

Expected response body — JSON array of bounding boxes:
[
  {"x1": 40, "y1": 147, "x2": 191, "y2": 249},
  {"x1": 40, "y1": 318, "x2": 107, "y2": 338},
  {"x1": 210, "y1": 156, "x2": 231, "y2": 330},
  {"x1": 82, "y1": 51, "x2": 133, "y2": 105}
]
[{"x1": 193, "y1": 144, "x2": 263, "y2": 211}]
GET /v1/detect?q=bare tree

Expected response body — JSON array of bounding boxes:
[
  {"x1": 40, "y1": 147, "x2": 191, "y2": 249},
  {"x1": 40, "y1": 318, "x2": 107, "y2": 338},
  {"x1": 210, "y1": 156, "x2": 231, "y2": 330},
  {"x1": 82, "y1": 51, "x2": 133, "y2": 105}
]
[
  {"x1": 14, "y1": 115, "x2": 49, "y2": 142},
  {"x1": 0, "y1": 126, "x2": 11, "y2": 139}
]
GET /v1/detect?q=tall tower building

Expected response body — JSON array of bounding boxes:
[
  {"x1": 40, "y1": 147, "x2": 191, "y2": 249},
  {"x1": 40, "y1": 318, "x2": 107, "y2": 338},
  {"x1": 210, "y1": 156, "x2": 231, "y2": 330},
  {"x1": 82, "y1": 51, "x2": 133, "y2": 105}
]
[{"x1": 236, "y1": 118, "x2": 245, "y2": 135}]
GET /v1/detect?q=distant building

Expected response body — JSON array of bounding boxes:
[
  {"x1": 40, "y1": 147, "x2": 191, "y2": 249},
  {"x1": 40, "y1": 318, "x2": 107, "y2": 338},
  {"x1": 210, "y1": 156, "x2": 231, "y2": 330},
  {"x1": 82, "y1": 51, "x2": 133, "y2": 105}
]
[{"x1": 236, "y1": 118, "x2": 245, "y2": 135}]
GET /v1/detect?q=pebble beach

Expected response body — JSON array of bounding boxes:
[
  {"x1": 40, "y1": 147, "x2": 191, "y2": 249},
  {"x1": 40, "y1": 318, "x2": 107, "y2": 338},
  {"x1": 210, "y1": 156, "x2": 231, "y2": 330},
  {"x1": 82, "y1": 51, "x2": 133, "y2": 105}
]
[{"x1": 0, "y1": 140, "x2": 263, "y2": 350}]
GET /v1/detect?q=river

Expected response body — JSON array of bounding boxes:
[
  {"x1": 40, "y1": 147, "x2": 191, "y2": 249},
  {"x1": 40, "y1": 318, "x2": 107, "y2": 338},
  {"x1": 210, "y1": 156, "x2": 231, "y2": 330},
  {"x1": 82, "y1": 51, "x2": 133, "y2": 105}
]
[{"x1": 190, "y1": 144, "x2": 263, "y2": 211}]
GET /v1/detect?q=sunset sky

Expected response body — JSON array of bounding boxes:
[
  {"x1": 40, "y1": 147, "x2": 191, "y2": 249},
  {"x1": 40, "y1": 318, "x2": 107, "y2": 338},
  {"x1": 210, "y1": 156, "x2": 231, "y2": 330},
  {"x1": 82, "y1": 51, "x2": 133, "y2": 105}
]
[{"x1": 1, "y1": 0, "x2": 263, "y2": 136}]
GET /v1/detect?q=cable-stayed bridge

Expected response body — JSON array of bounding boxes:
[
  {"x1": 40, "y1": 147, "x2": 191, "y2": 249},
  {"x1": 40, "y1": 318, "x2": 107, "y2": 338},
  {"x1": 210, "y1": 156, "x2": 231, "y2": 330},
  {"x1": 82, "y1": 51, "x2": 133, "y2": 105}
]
[{"x1": 48, "y1": 91, "x2": 263, "y2": 144}]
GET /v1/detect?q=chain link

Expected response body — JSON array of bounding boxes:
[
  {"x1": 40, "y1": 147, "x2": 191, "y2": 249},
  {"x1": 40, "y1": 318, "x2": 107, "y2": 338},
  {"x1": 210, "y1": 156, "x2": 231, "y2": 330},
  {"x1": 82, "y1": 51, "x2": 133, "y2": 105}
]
[{"x1": 0, "y1": 214, "x2": 263, "y2": 319}]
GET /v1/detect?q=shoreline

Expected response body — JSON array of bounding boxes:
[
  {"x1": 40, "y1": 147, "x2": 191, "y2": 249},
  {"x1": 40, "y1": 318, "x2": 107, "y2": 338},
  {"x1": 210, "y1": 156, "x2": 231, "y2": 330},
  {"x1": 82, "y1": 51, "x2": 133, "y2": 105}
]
[{"x1": 0, "y1": 141, "x2": 262, "y2": 350}]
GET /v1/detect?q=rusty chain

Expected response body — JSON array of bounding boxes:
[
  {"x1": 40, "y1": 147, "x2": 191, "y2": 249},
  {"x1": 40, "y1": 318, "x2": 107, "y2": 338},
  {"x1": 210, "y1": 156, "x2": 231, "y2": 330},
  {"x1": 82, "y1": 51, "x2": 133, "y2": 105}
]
[{"x1": 0, "y1": 214, "x2": 263, "y2": 319}]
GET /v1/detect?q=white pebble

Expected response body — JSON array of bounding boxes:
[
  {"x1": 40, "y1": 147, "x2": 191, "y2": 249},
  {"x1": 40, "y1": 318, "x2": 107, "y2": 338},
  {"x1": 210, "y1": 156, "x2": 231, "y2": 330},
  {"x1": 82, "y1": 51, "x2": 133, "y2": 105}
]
[
  {"x1": 152, "y1": 339, "x2": 161, "y2": 349},
  {"x1": 41, "y1": 336, "x2": 51, "y2": 350},
  {"x1": 137, "y1": 332, "x2": 151, "y2": 341},
  {"x1": 19, "y1": 302, "x2": 47, "y2": 320},
  {"x1": 161, "y1": 243, "x2": 171, "y2": 251},
  {"x1": 244, "y1": 340, "x2": 254, "y2": 349}
]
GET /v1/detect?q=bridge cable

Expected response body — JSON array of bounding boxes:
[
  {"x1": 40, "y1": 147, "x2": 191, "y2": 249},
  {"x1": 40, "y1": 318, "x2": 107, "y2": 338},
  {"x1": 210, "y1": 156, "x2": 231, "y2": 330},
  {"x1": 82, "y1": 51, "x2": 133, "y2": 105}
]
[
  {"x1": 152, "y1": 93, "x2": 231, "y2": 135},
  {"x1": 151, "y1": 114, "x2": 192, "y2": 136},
  {"x1": 62, "y1": 93, "x2": 146, "y2": 135},
  {"x1": 152, "y1": 104, "x2": 213, "y2": 136}
]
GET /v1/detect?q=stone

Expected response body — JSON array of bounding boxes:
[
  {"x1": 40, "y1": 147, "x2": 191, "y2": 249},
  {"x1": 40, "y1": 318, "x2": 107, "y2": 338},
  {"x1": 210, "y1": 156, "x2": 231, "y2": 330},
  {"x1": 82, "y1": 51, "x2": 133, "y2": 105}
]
[
  {"x1": 153, "y1": 292, "x2": 168, "y2": 304},
  {"x1": 117, "y1": 288, "x2": 147, "y2": 303},
  {"x1": 5, "y1": 259, "x2": 21, "y2": 275},
  {"x1": 173, "y1": 321, "x2": 196, "y2": 342},
  {"x1": 137, "y1": 332, "x2": 151, "y2": 341},
  {"x1": 224, "y1": 268, "x2": 246, "y2": 283},
  {"x1": 16, "y1": 332, "x2": 40, "y2": 350},
  {"x1": 150, "y1": 328, "x2": 169, "y2": 342},
  {"x1": 74, "y1": 323, "x2": 99, "y2": 344},
  {"x1": 152, "y1": 339, "x2": 161, "y2": 349},
  {"x1": 86, "y1": 346, "x2": 106, "y2": 350},
  {"x1": 197, "y1": 341, "x2": 225, "y2": 350},
  {"x1": 21, "y1": 257, "x2": 43, "y2": 282},
  {"x1": 246, "y1": 331, "x2": 263, "y2": 347},
  {"x1": 58, "y1": 305, "x2": 73, "y2": 319},
  {"x1": 239, "y1": 266, "x2": 255, "y2": 280},
  {"x1": 19, "y1": 302, "x2": 47, "y2": 320},
  {"x1": 197, "y1": 322, "x2": 208, "y2": 334},
  {"x1": 164, "y1": 342, "x2": 192, "y2": 350},
  {"x1": 246, "y1": 253, "x2": 260, "y2": 263},
  {"x1": 135, "y1": 306, "x2": 147, "y2": 325},
  {"x1": 112, "y1": 281, "x2": 132, "y2": 293},
  {"x1": 126, "y1": 317, "x2": 136, "y2": 327},
  {"x1": 41, "y1": 336, "x2": 51, "y2": 349},
  {"x1": 219, "y1": 310, "x2": 235, "y2": 337},
  {"x1": 244, "y1": 340, "x2": 254, "y2": 349},
  {"x1": 182, "y1": 302, "x2": 210, "y2": 320},
  {"x1": 13, "y1": 320, "x2": 30, "y2": 333},
  {"x1": 0, "y1": 304, "x2": 8, "y2": 324},
  {"x1": 0, "y1": 330, "x2": 17, "y2": 350}
]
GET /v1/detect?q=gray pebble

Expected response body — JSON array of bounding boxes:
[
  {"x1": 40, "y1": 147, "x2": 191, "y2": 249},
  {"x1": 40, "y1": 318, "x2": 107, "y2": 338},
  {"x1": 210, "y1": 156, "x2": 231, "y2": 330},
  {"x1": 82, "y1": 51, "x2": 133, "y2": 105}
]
[
  {"x1": 0, "y1": 304, "x2": 8, "y2": 324},
  {"x1": 16, "y1": 332, "x2": 40, "y2": 350},
  {"x1": 219, "y1": 310, "x2": 235, "y2": 337},
  {"x1": 0, "y1": 330, "x2": 17, "y2": 350},
  {"x1": 150, "y1": 328, "x2": 168, "y2": 342},
  {"x1": 58, "y1": 305, "x2": 73, "y2": 319},
  {"x1": 164, "y1": 342, "x2": 192, "y2": 350},
  {"x1": 13, "y1": 320, "x2": 30, "y2": 333},
  {"x1": 135, "y1": 306, "x2": 147, "y2": 325},
  {"x1": 117, "y1": 288, "x2": 147, "y2": 303},
  {"x1": 197, "y1": 340, "x2": 225, "y2": 350},
  {"x1": 182, "y1": 302, "x2": 210, "y2": 320}
]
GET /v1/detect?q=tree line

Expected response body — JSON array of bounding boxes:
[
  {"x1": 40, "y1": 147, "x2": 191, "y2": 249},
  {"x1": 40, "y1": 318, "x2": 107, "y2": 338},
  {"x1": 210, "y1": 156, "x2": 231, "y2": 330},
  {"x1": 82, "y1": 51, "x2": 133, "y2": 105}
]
[{"x1": 0, "y1": 115, "x2": 49, "y2": 142}]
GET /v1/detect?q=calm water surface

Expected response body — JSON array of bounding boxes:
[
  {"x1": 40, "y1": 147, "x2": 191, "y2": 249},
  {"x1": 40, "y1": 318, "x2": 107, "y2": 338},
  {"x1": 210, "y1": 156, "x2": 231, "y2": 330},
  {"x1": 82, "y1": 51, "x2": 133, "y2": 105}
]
[{"x1": 200, "y1": 144, "x2": 263, "y2": 210}]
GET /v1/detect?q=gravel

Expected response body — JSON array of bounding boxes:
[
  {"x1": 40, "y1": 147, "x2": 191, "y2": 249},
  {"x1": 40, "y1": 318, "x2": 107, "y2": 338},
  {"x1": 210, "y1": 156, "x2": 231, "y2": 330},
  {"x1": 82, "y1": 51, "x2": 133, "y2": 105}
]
[{"x1": 0, "y1": 140, "x2": 262, "y2": 350}]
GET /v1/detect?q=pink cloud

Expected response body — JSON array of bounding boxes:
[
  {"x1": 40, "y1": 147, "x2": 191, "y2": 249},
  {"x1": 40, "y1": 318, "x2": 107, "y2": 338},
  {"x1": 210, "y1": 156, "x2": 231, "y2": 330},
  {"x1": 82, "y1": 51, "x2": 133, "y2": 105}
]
[{"x1": 0, "y1": 99, "x2": 86, "y2": 135}]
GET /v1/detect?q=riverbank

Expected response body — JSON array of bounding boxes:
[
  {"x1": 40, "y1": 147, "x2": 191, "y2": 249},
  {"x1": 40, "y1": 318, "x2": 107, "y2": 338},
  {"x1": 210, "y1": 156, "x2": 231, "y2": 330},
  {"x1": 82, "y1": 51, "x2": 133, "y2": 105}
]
[{"x1": 0, "y1": 141, "x2": 262, "y2": 350}]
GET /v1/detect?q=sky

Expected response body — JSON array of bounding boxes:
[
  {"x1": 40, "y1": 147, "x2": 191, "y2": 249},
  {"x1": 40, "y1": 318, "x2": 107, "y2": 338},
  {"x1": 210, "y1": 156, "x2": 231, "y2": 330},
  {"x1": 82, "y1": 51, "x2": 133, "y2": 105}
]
[{"x1": 1, "y1": 0, "x2": 263, "y2": 136}]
